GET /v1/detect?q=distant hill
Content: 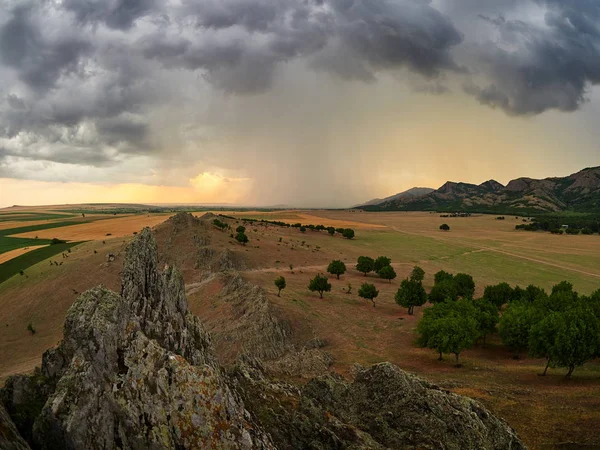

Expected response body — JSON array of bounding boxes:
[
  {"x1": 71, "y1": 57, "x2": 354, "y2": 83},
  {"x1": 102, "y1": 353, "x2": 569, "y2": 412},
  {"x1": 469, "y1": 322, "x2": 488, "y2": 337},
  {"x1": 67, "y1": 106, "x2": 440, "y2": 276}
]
[
  {"x1": 356, "y1": 187, "x2": 435, "y2": 208},
  {"x1": 360, "y1": 166, "x2": 600, "y2": 214}
]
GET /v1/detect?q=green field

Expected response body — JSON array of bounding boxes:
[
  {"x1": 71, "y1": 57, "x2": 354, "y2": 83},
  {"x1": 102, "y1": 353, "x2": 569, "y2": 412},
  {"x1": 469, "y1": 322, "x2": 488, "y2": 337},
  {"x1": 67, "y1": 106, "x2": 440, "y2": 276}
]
[
  {"x1": 0, "y1": 212, "x2": 75, "y2": 222},
  {"x1": 0, "y1": 241, "x2": 82, "y2": 284}
]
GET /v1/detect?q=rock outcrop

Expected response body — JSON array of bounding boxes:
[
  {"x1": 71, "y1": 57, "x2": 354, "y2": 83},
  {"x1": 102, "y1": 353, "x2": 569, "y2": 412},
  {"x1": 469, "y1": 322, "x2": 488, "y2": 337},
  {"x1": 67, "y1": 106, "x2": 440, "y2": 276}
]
[
  {"x1": 233, "y1": 360, "x2": 527, "y2": 450},
  {"x1": 1, "y1": 228, "x2": 274, "y2": 450},
  {"x1": 1, "y1": 227, "x2": 527, "y2": 450}
]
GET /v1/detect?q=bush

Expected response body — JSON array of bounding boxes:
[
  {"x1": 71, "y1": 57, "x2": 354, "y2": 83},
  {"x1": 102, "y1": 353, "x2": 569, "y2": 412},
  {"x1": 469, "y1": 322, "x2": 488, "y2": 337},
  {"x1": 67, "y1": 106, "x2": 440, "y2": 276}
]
[
  {"x1": 440, "y1": 223, "x2": 450, "y2": 231},
  {"x1": 235, "y1": 232, "x2": 249, "y2": 245},
  {"x1": 27, "y1": 323, "x2": 36, "y2": 335},
  {"x1": 274, "y1": 276, "x2": 286, "y2": 297},
  {"x1": 342, "y1": 228, "x2": 355, "y2": 239},
  {"x1": 236, "y1": 225, "x2": 246, "y2": 233}
]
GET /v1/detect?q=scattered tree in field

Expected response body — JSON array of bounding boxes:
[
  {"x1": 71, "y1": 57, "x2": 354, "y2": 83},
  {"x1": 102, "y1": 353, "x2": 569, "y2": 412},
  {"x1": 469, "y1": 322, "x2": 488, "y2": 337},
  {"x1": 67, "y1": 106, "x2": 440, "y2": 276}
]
[
  {"x1": 358, "y1": 283, "x2": 379, "y2": 307},
  {"x1": 483, "y1": 282, "x2": 514, "y2": 308},
  {"x1": 429, "y1": 279, "x2": 459, "y2": 303},
  {"x1": 327, "y1": 260, "x2": 347, "y2": 279},
  {"x1": 440, "y1": 223, "x2": 450, "y2": 231},
  {"x1": 453, "y1": 273, "x2": 475, "y2": 299},
  {"x1": 499, "y1": 301, "x2": 537, "y2": 358},
  {"x1": 346, "y1": 283, "x2": 352, "y2": 294},
  {"x1": 472, "y1": 299, "x2": 499, "y2": 347},
  {"x1": 342, "y1": 228, "x2": 355, "y2": 239},
  {"x1": 236, "y1": 225, "x2": 246, "y2": 233},
  {"x1": 308, "y1": 274, "x2": 332, "y2": 299},
  {"x1": 274, "y1": 276, "x2": 286, "y2": 297},
  {"x1": 378, "y1": 265, "x2": 397, "y2": 283},
  {"x1": 356, "y1": 256, "x2": 375, "y2": 276},
  {"x1": 434, "y1": 270, "x2": 453, "y2": 285},
  {"x1": 374, "y1": 256, "x2": 392, "y2": 272},
  {"x1": 300, "y1": 226, "x2": 306, "y2": 233},
  {"x1": 395, "y1": 279, "x2": 427, "y2": 314},
  {"x1": 27, "y1": 323, "x2": 36, "y2": 335},
  {"x1": 327, "y1": 227, "x2": 336, "y2": 236},
  {"x1": 417, "y1": 300, "x2": 479, "y2": 364},
  {"x1": 410, "y1": 266, "x2": 425, "y2": 283},
  {"x1": 235, "y1": 232, "x2": 249, "y2": 245}
]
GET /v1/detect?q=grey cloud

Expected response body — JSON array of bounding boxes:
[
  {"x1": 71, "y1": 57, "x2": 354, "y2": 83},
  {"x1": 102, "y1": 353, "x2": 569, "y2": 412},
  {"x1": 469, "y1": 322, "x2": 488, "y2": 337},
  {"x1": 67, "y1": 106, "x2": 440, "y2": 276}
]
[
  {"x1": 465, "y1": 0, "x2": 600, "y2": 115},
  {"x1": 0, "y1": 4, "x2": 91, "y2": 91},
  {"x1": 61, "y1": 0, "x2": 158, "y2": 30}
]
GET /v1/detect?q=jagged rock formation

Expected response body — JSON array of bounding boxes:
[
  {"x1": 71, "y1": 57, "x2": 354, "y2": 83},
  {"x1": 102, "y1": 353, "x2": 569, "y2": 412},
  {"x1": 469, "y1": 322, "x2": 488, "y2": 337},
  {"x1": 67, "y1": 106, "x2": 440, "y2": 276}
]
[
  {"x1": 0, "y1": 401, "x2": 30, "y2": 449},
  {"x1": 1, "y1": 227, "x2": 527, "y2": 450},
  {"x1": 1, "y1": 228, "x2": 274, "y2": 450},
  {"x1": 362, "y1": 166, "x2": 600, "y2": 213},
  {"x1": 233, "y1": 360, "x2": 527, "y2": 450}
]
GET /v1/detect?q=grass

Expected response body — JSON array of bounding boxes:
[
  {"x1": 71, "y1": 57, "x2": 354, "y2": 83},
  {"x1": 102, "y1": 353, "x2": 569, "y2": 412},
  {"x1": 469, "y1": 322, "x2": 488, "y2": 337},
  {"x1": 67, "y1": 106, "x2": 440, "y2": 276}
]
[
  {"x1": 0, "y1": 212, "x2": 75, "y2": 222},
  {"x1": 0, "y1": 242, "x2": 82, "y2": 284}
]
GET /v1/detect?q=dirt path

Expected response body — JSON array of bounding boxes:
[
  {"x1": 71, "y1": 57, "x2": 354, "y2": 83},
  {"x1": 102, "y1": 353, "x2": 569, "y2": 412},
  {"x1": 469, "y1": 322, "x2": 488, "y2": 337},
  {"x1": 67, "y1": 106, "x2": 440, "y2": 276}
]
[{"x1": 390, "y1": 226, "x2": 600, "y2": 279}]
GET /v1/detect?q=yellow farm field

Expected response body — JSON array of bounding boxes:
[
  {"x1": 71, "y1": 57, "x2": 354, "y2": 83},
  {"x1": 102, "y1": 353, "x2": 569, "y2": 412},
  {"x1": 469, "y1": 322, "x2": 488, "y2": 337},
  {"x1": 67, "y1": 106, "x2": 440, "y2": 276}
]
[
  {"x1": 0, "y1": 245, "x2": 48, "y2": 264},
  {"x1": 9, "y1": 214, "x2": 171, "y2": 241}
]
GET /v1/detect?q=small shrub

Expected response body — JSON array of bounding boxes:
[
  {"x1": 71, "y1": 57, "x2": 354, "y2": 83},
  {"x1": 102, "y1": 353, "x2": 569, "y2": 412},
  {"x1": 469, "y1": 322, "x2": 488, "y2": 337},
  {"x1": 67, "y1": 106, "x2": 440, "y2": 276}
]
[{"x1": 27, "y1": 323, "x2": 36, "y2": 335}]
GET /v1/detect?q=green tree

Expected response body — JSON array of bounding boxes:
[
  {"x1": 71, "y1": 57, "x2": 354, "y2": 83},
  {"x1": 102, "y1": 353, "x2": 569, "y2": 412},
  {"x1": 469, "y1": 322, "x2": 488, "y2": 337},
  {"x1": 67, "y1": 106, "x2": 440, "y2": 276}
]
[
  {"x1": 395, "y1": 278, "x2": 427, "y2": 314},
  {"x1": 236, "y1": 225, "x2": 246, "y2": 233},
  {"x1": 373, "y1": 256, "x2": 391, "y2": 272},
  {"x1": 499, "y1": 302, "x2": 537, "y2": 358},
  {"x1": 378, "y1": 265, "x2": 397, "y2": 283},
  {"x1": 308, "y1": 274, "x2": 332, "y2": 299},
  {"x1": 274, "y1": 276, "x2": 286, "y2": 297},
  {"x1": 483, "y1": 282, "x2": 514, "y2": 308},
  {"x1": 235, "y1": 232, "x2": 249, "y2": 245},
  {"x1": 550, "y1": 306, "x2": 600, "y2": 378},
  {"x1": 327, "y1": 227, "x2": 336, "y2": 236},
  {"x1": 529, "y1": 312, "x2": 562, "y2": 376},
  {"x1": 300, "y1": 226, "x2": 306, "y2": 233},
  {"x1": 434, "y1": 270, "x2": 453, "y2": 285},
  {"x1": 440, "y1": 223, "x2": 450, "y2": 231},
  {"x1": 327, "y1": 260, "x2": 347, "y2": 279},
  {"x1": 417, "y1": 300, "x2": 479, "y2": 364},
  {"x1": 521, "y1": 284, "x2": 547, "y2": 303},
  {"x1": 453, "y1": 273, "x2": 475, "y2": 299},
  {"x1": 472, "y1": 299, "x2": 499, "y2": 347},
  {"x1": 429, "y1": 279, "x2": 459, "y2": 303},
  {"x1": 358, "y1": 283, "x2": 379, "y2": 307},
  {"x1": 342, "y1": 228, "x2": 355, "y2": 239},
  {"x1": 410, "y1": 266, "x2": 425, "y2": 283},
  {"x1": 356, "y1": 256, "x2": 374, "y2": 276}
]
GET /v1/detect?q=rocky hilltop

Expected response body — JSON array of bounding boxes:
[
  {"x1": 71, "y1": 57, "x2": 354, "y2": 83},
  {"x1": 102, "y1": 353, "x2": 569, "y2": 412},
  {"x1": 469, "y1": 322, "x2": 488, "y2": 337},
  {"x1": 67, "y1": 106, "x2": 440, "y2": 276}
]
[
  {"x1": 362, "y1": 166, "x2": 600, "y2": 213},
  {"x1": 1, "y1": 225, "x2": 526, "y2": 449}
]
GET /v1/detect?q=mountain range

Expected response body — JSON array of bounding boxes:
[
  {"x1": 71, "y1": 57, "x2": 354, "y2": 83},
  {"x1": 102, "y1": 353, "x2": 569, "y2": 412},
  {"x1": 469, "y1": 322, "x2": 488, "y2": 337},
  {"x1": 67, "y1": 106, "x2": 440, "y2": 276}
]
[{"x1": 358, "y1": 166, "x2": 600, "y2": 214}]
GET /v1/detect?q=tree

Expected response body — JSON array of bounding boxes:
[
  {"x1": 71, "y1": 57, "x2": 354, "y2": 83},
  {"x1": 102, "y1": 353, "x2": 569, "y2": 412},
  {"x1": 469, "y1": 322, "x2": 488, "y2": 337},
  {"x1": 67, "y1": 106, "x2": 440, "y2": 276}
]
[
  {"x1": 499, "y1": 302, "x2": 537, "y2": 358},
  {"x1": 440, "y1": 223, "x2": 450, "y2": 231},
  {"x1": 417, "y1": 300, "x2": 479, "y2": 364},
  {"x1": 395, "y1": 278, "x2": 427, "y2": 314},
  {"x1": 308, "y1": 274, "x2": 332, "y2": 299},
  {"x1": 483, "y1": 282, "x2": 514, "y2": 309},
  {"x1": 548, "y1": 306, "x2": 599, "y2": 378},
  {"x1": 235, "y1": 232, "x2": 249, "y2": 245},
  {"x1": 529, "y1": 312, "x2": 561, "y2": 376},
  {"x1": 327, "y1": 260, "x2": 347, "y2": 279},
  {"x1": 429, "y1": 279, "x2": 459, "y2": 303},
  {"x1": 378, "y1": 265, "x2": 397, "y2": 283},
  {"x1": 453, "y1": 273, "x2": 475, "y2": 299},
  {"x1": 356, "y1": 256, "x2": 374, "y2": 276},
  {"x1": 358, "y1": 283, "x2": 379, "y2": 307},
  {"x1": 434, "y1": 270, "x2": 453, "y2": 285},
  {"x1": 300, "y1": 226, "x2": 306, "y2": 233},
  {"x1": 410, "y1": 266, "x2": 425, "y2": 283},
  {"x1": 327, "y1": 227, "x2": 336, "y2": 236},
  {"x1": 236, "y1": 225, "x2": 246, "y2": 233},
  {"x1": 472, "y1": 299, "x2": 499, "y2": 347},
  {"x1": 342, "y1": 228, "x2": 355, "y2": 239},
  {"x1": 274, "y1": 276, "x2": 286, "y2": 297},
  {"x1": 373, "y1": 256, "x2": 391, "y2": 272}
]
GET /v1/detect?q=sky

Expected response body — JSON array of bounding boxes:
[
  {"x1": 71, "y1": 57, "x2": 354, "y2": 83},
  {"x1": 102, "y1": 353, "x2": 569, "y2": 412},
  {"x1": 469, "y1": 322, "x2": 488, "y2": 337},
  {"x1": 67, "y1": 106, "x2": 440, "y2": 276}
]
[{"x1": 0, "y1": 0, "x2": 599, "y2": 208}]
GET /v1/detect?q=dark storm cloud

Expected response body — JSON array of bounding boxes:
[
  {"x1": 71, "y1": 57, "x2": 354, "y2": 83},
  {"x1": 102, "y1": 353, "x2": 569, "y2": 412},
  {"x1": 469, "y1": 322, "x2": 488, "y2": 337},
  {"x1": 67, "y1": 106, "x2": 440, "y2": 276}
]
[
  {"x1": 0, "y1": 4, "x2": 91, "y2": 91},
  {"x1": 464, "y1": 0, "x2": 600, "y2": 115},
  {"x1": 61, "y1": 0, "x2": 159, "y2": 30}
]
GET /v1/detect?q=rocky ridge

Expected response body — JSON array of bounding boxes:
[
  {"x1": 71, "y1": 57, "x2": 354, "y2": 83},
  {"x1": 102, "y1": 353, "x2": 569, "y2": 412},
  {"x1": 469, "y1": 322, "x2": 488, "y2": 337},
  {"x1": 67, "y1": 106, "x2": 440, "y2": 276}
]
[{"x1": 1, "y1": 226, "x2": 527, "y2": 449}]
